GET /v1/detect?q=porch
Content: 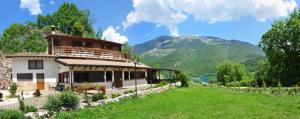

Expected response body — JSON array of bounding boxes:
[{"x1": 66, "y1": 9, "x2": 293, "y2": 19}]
[{"x1": 56, "y1": 58, "x2": 150, "y2": 90}]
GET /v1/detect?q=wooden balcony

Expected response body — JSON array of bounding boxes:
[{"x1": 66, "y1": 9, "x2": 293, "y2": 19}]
[{"x1": 53, "y1": 46, "x2": 130, "y2": 61}]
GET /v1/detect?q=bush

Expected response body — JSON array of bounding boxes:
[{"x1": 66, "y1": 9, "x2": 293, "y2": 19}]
[
  {"x1": 111, "y1": 93, "x2": 120, "y2": 98},
  {"x1": 91, "y1": 93, "x2": 105, "y2": 101},
  {"x1": 0, "y1": 110, "x2": 24, "y2": 119},
  {"x1": 9, "y1": 82, "x2": 17, "y2": 97},
  {"x1": 44, "y1": 91, "x2": 79, "y2": 112},
  {"x1": 239, "y1": 79, "x2": 255, "y2": 87},
  {"x1": 58, "y1": 91, "x2": 79, "y2": 110},
  {"x1": 24, "y1": 105, "x2": 37, "y2": 113},
  {"x1": 178, "y1": 72, "x2": 189, "y2": 87},
  {"x1": 44, "y1": 94, "x2": 61, "y2": 112},
  {"x1": 156, "y1": 80, "x2": 169, "y2": 87},
  {"x1": 124, "y1": 90, "x2": 134, "y2": 94},
  {"x1": 225, "y1": 81, "x2": 240, "y2": 87}
]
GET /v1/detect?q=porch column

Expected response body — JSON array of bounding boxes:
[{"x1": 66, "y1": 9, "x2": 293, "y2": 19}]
[
  {"x1": 112, "y1": 70, "x2": 115, "y2": 82},
  {"x1": 69, "y1": 66, "x2": 74, "y2": 90},
  {"x1": 104, "y1": 70, "x2": 107, "y2": 82},
  {"x1": 128, "y1": 70, "x2": 131, "y2": 80},
  {"x1": 145, "y1": 70, "x2": 147, "y2": 78},
  {"x1": 122, "y1": 70, "x2": 125, "y2": 82}
]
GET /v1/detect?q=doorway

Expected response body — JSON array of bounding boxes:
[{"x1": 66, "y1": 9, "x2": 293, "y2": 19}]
[{"x1": 36, "y1": 73, "x2": 45, "y2": 90}]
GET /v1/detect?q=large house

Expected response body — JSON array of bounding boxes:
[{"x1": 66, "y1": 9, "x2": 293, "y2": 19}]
[{"x1": 5, "y1": 30, "x2": 172, "y2": 91}]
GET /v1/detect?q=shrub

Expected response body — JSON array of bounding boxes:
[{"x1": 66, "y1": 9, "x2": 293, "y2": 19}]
[
  {"x1": 24, "y1": 105, "x2": 37, "y2": 112},
  {"x1": 124, "y1": 90, "x2": 134, "y2": 94},
  {"x1": 44, "y1": 94, "x2": 61, "y2": 112},
  {"x1": 44, "y1": 91, "x2": 79, "y2": 112},
  {"x1": 91, "y1": 92, "x2": 105, "y2": 101},
  {"x1": 225, "y1": 81, "x2": 240, "y2": 87},
  {"x1": 0, "y1": 110, "x2": 24, "y2": 119},
  {"x1": 58, "y1": 91, "x2": 79, "y2": 110},
  {"x1": 239, "y1": 79, "x2": 255, "y2": 87},
  {"x1": 111, "y1": 93, "x2": 121, "y2": 98},
  {"x1": 179, "y1": 72, "x2": 189, "y2": 87},
  {"x1": 9, "y1": 82, "x2": 17, "y2": 97},
  {"x1": 156, "y1": 80, "x2": 169, "y2": 87},
  {"x1": 33, "y1": 89, "x2": 41, "y2": 97}
]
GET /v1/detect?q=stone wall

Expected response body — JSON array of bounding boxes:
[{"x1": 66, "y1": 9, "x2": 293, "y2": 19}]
[{"x1": 0, "y1": 56, "x2": 11, "y2": 82}]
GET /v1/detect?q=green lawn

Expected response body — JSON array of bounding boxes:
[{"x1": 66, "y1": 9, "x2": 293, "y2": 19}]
[{"x1": 56, "y1": 84, "x2": 300, "y2": 119}]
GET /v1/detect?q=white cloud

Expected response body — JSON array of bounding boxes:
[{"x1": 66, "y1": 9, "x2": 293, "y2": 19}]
[
  {"x1": 123, "y1": 0, "x2": 186, "y2": 36},
  {"x1": 179, "y1": 0, "x2": 297, "y2": 23},
  {"x1": 49, "y1": 0, "x2": 55, "y2": 5},
  {"x1": 123, "y1": 0, "x2": 297, "y2": 35},
  {"x1": 103, "y1": 26, "x2": 128, "y2": 44},
  {"x1": 20, "y1": 0, "x2": 42, "y2": 15}
]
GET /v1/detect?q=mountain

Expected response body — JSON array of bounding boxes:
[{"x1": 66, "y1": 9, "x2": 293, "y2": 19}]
[{"x1": 134, "y1": 35, "x2": 265, "y2": 75}]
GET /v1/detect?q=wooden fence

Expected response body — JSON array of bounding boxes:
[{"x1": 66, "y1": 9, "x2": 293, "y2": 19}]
[{"x1": 0, "y1": 96, "x2": 48, "y2": 110}]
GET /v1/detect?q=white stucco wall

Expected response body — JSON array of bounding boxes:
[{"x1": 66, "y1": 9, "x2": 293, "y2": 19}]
[{"x1": 12, "y1": 58, "x2": 59, "y2": 83}]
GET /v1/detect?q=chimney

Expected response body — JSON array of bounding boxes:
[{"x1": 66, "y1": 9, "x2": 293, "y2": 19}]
[{"x1": 51, "y1": 25, "x2": 56, "y2": 34}]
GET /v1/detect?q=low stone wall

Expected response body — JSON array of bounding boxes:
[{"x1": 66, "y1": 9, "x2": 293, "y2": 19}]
[{"x1": 79, "y1": 83, "x2": 174, "y2": 108}]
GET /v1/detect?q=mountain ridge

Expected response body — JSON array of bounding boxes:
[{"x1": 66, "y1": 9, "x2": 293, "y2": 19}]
[{"x1": 134, "y1": 35, "x2": 265, "y2": 75}]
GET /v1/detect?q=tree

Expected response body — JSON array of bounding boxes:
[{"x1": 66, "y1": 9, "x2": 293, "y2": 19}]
[
  {"x1": 0, "y1": 23, "x2": 26, "y2": 54},
  {"x1": 255, "y1": 59, "x2": 271, "y2": 86},
  {"x1": 121, "y1": 42, "x2": 134, "y2": 59},
  {"x1": 0, "y1": 23, "x2": 47, "y2": 54},
  {"x1": 259, "y1": 9, "x2": 300, "y2": 86},
  {"x1": 36, "y1": 2, "x2": 95, "y2": 36},
  {"x1": 216, "y1": 60, "x2": 253, "y2": 85}
]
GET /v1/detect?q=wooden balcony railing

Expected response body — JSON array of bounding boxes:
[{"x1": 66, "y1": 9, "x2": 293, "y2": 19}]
[{"x1": 53, "y1": 46, "x2": 130, "y2": 61}]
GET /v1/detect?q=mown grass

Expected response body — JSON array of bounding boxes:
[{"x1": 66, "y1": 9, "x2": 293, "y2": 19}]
[{"x1": 55, "y1": 84, "x2": 300, "y2": 119}]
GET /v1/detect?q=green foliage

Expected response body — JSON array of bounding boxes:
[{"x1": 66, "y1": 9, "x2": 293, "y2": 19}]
[
  {"x1": 44, "y1": 91, "x2": 79, "y2": 112},
  {"x1": 225, "y1": 81, "x2": 240, "y2": 87},
  {"x1": 0, "y1": 110, "x2": 24, "y2": 119},
  {"x1": 91, "y1": 93, "x2": 105, "y2": 101},
  {"x1": 24, "y1": 105, "x2": 37, "y2": 113},
  {"x1": 58, "y1": 91, "x2": 79, "y2": 110},
  {"x1": 255, "y1": 59, "x2": 271, "y2": 86},
  {"x1": 37, "y1": 2, "x2": 94, "y2": 36},
  {"x1": 124, "y1": 90, "x2": 134, "y2": 94},
  {"x1": 216, "y1": 60, "x2": 254, "y2": 86},
  {"x1": 0, "y1": 23, "x2": 47, "y2": 54},
  {"x1": 156, "y1": 80, "x2": 169, "y2": 87},
  {"x1": 177, "y1": 72, "x2": 189, "y2": 87},
  {"x1": 259, "y1": 9, "x2": 300, "y2": 86},
  {"x1": 111, "y1": 93, "x2": 121, "y2": 98},
  {"x1": 9, "y1": 82, "x2": 17, "y2": 96},
  {"x1": 44, "y1": 95, "x2": 61, "y2": 112}
]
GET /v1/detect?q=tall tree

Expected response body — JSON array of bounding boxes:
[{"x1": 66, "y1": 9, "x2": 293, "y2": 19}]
[
  {"x1": 259, "y1": 9, "x2": 300, "y2": 86},
  {"x1": 0, "y1": 23, "x2": 47, "y2": 54},
  {"x1": 37, "y1": 2, "x2": 95, "y2": 36}
]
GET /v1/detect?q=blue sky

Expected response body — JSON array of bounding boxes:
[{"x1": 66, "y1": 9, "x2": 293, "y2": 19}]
[{"x1": 0, "y1": 0, "x2": 299, "y2": 45}]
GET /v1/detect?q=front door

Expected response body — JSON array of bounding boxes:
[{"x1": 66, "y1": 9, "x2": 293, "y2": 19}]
[{"x1": 36, "y1": 73, "x2": 45, "y2": 90}]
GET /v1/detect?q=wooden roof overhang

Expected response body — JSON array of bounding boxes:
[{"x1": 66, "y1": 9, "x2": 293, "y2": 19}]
[
  {"x1": 55, "y1": 58, "x2": 151, "y2": 69},
  {"x1": 47, "y1": 34, "x2": 123, "y2": 46}
]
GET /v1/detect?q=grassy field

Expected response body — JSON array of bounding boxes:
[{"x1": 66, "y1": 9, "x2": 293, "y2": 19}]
[{"x1": 55, "y1": 84, "x2": 300, "y2": 119}]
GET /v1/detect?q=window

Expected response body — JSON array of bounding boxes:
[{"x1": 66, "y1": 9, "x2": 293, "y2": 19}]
[
  {"x1": 17, "y1": 73, "x2": 33, "y2": 81},
  {"x1": 28, "y1": 60, "x2": 43, "y2": 69},
  {"x1": 130, "y1": 71, "x2": 146, "y2": 79}
]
